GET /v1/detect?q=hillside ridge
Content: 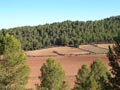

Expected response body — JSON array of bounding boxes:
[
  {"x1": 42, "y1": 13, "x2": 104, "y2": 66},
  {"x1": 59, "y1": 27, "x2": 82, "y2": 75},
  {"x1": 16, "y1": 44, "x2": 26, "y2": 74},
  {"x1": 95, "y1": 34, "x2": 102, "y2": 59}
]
[{"x1": 0, "y1": 15, "x2": 120, "y2": 50}]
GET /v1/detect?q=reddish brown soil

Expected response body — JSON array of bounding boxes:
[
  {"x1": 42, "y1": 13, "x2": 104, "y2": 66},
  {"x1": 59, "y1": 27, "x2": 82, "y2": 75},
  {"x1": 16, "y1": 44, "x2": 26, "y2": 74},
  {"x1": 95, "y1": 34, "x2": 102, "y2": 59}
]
[
  {"x1": 96, "y1": 44, "x2": 113, "y2": 49},
  {"x1": 26, "y1": 55, "x2": 109, "y2": 89},
  {"x1": 26, "y1": 46, "x2": 89, "y2": 56}
]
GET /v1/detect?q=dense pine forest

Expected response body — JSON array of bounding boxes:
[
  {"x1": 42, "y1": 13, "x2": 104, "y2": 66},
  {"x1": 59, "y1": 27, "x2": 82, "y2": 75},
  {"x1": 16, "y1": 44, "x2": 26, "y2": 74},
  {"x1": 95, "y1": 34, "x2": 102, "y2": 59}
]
[{"x1": 0, "y1": 16, "x2": 120, "y2": 50}]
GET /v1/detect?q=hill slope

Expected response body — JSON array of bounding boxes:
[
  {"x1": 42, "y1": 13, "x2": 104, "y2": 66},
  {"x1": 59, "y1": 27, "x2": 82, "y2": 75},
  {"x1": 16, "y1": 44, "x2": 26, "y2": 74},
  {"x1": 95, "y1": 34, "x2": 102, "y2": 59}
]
[{"x1": 0, "y1": 16, "x2": 120, "y2": 50}]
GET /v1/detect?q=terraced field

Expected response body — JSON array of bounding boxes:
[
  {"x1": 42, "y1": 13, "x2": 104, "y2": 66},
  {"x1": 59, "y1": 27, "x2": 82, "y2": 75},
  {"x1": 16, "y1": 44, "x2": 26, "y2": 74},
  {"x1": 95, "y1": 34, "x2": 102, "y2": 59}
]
[
  {"x1": 26, "y1": 44, "x2": 112, "y2": 89},
  {"x1": 79, "y1": 44, "x2": 113, "y2": 54},
  {"x1": 26, "y1": 46, "x2": 89, "y2": 57}
]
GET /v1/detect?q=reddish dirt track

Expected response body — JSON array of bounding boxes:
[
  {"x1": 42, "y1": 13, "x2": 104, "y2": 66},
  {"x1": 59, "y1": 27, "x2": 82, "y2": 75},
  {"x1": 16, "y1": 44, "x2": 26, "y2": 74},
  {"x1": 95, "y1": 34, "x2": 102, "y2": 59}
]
[{"x1": 26, "y1": 55, "x2": 109, "y2": 89}]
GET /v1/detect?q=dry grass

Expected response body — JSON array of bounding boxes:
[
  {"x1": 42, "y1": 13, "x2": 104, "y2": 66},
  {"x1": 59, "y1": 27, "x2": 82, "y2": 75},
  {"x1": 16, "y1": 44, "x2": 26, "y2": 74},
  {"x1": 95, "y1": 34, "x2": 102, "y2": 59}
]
[
  {"x1": 96, "y1": 44, "x2": 113, "y2": 49},
  {"x1": 79, "y1": 44, "x2": 114, "y2": 54},
  {"x1": 26, "y1": 46, "x2": 89, "y2": 57}
]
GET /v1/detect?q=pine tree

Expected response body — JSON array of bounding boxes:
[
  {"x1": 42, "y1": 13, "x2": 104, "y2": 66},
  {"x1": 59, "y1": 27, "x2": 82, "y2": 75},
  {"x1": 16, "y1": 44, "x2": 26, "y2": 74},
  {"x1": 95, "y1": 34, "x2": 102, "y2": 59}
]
[
  {"x1": 0, "y1": 34, "x2": 30, "y2": 90},
  {"x1": 74, "y1": 60, "x2": 111, "y2": 90},
  {"x1": 107, "y1": 40, "x2": 120, "y2": 89},
  {"x1": 74, "y1": 65, "x2": 92, "y2": 90},
  {"x1": 40, "y1": 58, "x2": 65, "y2": 90},
  {"x1": 90, "y1": 60, "x2": 111, "y2": 90}
]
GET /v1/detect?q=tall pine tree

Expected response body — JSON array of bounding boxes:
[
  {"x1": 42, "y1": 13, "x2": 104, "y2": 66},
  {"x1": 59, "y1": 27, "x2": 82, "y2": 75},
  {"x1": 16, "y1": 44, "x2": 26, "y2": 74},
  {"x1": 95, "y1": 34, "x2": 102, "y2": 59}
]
[
  {"x1": 107, "y1": 39, "x2": 120, "y2": 89},
  {"x1": 74, "y1": 60, "x2": 111, "y2": 90},
  {"x1": 40, "y1": 58, "x2": 65, "y2": 90},
  {"x1": 0, "y1": 34, "x2": 30, "y2": 90}
]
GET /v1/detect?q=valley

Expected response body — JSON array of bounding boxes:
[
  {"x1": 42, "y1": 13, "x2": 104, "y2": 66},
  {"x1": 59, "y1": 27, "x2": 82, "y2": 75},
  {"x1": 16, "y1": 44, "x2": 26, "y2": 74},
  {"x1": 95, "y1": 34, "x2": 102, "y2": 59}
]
[{"x1": 26, "y1": 44, "x2": 112, "y2": 89}]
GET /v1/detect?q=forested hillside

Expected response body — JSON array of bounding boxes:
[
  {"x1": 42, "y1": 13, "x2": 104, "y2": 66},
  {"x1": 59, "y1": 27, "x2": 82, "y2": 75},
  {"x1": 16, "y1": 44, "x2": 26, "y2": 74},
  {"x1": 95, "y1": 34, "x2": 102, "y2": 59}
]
[{"x1": 0, "y1": 16, "x2": 120, "y2": 50}]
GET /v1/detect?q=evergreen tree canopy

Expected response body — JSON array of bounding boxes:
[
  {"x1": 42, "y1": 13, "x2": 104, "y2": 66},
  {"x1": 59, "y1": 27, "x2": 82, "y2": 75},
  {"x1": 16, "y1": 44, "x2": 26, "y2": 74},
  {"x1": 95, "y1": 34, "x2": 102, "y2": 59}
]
[
  {"x1": 0, "y1": 16, "x2": 120, "y2": 50},
  {"x1": 107, "y1": 38, "x2": 120, "y2": 89},
  {"x1": 0, "y1": 34, "x2": 30, "y2": 90},
  {"x1": 74, "y1": 60, "x2": 111, "y2": 90},
  {"x1": 40, "y1": 58, "x2": 65, "y2": 90}
]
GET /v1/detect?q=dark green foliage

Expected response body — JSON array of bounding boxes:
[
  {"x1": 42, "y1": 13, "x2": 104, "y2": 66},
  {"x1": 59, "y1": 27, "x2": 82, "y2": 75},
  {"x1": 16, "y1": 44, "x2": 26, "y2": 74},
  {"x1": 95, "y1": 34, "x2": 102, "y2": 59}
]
[
  {"x1": 74, "y1": 60, "x2": 111, "y2": 90},
  {"x1": 90, "y1": 60, "x2": 112, "y2": 90},
  {"x1": 0, "y1": 16, "x2": 120, "y2": 50},
  {"x1": 74, "y1": 65, "x2": 92, "y2": 90},
  {"x1": 107, "y1": 39, "x2": 120, "y2": 90},
  {"x1": 0, "y1": 34, "x2": 30, "y2": 90},
  {"x1": 40, "y1": 58, "x2": 65, "y2": 90}
]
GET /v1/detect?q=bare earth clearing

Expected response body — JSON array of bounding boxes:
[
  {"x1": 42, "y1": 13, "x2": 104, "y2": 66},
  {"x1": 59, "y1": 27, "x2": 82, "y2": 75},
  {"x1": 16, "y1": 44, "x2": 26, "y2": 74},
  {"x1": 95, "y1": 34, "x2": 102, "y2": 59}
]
[{"x1": 26, "y1": 44, "x2": 113, "y2": 89}]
